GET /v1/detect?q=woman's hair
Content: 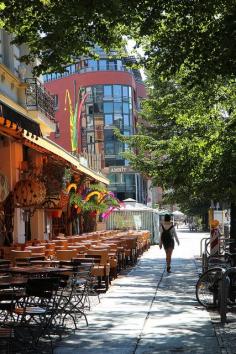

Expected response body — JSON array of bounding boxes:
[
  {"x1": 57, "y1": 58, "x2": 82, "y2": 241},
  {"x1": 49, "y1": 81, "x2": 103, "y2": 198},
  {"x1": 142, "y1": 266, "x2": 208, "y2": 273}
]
[{"x1": 164, "y1": 214, "x2": 171, "y2": 222}]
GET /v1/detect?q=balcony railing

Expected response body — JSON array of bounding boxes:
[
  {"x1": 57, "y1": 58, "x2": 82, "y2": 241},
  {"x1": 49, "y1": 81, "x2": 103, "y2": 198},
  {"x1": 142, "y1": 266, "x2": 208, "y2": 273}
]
[{"x1": 25, "y1": 78, "x2": 55, "y2": 122}]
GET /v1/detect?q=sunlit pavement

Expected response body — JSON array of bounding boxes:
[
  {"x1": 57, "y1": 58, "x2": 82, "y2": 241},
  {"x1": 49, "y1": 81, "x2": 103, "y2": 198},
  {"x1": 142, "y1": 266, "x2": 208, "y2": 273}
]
[{"x1": 55, "y1": 227, "x2": 222, "y2": 354}]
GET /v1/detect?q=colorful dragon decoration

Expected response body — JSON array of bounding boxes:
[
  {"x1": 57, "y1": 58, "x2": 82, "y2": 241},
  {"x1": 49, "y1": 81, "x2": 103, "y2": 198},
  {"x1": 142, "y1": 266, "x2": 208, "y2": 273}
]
[
  {"x1": 64, "y1": 89, "x2": 88, "y2": 153},
  {"x1": 68, "y1": 182, "x2": 122, "y2": 219}
]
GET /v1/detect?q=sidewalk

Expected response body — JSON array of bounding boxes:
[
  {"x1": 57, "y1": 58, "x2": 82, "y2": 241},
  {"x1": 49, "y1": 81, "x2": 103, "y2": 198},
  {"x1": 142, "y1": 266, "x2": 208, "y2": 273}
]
[{"x1": 54, "y1": 228, "x2": 223, "y2": 354}]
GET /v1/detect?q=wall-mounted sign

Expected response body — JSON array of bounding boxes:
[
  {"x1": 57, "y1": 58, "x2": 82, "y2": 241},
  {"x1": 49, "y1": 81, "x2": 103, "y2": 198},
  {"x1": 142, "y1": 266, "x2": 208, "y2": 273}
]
[{"x1": 109, "y1": 166, "x2": 133, "y2": 173}]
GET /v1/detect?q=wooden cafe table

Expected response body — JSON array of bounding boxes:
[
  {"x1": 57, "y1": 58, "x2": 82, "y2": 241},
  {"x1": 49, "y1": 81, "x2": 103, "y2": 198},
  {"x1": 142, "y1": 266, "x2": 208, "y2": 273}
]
[
  {"x1": 0, "y1": 276, "x2": 27, "y2": 288},
  {"x1": 0, "y1": 266, "x2": 71, "y2": 277}
]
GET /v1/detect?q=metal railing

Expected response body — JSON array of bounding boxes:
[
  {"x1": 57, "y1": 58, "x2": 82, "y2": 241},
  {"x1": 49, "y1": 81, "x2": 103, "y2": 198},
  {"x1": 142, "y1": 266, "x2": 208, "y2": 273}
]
[{"x1": 25, "y1": 78, "x2": 55, "y2": 122}]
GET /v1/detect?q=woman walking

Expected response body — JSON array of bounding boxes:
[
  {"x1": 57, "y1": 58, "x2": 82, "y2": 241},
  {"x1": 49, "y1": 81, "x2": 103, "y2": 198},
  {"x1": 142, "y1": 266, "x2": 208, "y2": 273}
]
[{"x1": 159, "y1": 214, "x2": 180, "y2": 273}]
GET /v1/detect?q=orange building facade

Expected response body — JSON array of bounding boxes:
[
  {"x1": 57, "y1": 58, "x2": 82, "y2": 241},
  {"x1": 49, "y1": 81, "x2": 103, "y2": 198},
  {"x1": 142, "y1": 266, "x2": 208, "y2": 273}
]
[{"x1": 0, "y1": 31, "x2": 109, "y2": 246}]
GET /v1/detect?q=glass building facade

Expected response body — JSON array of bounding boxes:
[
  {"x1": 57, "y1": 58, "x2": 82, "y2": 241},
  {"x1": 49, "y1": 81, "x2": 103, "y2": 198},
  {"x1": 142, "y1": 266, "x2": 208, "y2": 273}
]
[
  {"x1": 44, "y1": 49, "x2": 147, "y2": 202},
  {"x1": 80, "y1": 83, "x2": 139, "y2": 200},
  {"x1": 43, "y1": 58, "x2": 143, "y2": 84}
]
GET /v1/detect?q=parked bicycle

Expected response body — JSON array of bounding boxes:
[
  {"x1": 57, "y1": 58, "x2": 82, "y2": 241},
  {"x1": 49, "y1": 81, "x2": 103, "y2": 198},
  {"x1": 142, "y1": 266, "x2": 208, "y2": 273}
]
[
  {"x1": 196, "y1": 266, "x2": 223, "y2": 308},
  {"x1": 196, "y1": 236, "x2": 236, "y2": 322}
]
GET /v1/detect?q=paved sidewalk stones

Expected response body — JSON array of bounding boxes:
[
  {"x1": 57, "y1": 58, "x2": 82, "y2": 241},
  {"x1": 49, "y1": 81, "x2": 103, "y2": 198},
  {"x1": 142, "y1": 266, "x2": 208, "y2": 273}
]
[{"x1": 54, "y1": 229, "x2": 222, "y2": 354}]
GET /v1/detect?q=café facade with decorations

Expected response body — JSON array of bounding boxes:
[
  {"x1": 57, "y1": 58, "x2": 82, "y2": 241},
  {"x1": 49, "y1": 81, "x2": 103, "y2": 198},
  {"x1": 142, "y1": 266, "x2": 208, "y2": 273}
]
[{"x1": 0, "y1": 30, "x2": 109, "y2": 247}]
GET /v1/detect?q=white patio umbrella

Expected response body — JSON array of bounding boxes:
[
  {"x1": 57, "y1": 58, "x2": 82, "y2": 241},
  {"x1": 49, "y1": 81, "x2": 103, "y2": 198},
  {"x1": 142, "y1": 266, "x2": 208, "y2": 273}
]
[{"x1": 172, "y1": 210, "x2": 184, "y2": 216}]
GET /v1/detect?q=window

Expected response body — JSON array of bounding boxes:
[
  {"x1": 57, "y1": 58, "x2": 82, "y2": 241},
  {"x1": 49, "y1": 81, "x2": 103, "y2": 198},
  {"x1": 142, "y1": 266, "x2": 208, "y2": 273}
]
[
  {"x1": 65, "y1": 65, "x2": 71, "y2": 74},
  {"x1": 93, "y1": 102, "x2": 103, "y2": 113},
  {"x1": 88, "y1": 59, "x2": 97, "y2": 71},
  {"x1": 108, "y1": 60, "x2": 116, "y2": 70},
  {"x1": 108, "y1": 173, "x2": 122, "y2": 184},
  {"x1": 114, "y1": 114, "x2": 122, "y2": 128},
  {"x1": 117, "y1": 60, "x2": 123, "y2": 71},
  {"x1": 93, "y1": 85, "x2": 103, "y2": 102},
  {"x1": 105, "y1": 158, "x2": 125, "y2": 167},
  {"x1": 113, "y1": 85, "x2": 122, "y2": 98},
  {"x1": 114, "y1": 102, "x2": 122, "y2": 113},
  {"x1": 87, "y1": 132, "x2": 94, "y2": 144},
  {"x1": 87, "y1": 116, "x2": 93, "y2": 128},
  {"x1": 124, "y1": 114, "x2": 130, "y2": 126},
  {"x1": 104, "y1": 114, "x2": 113, "y2": 126},
  {"x1": 104, "y1": 102, "x2": 113, "y2": 113},
  {"x1": 123, "y1": 102, "x2": 129, "y2": 114},
  {"x1": 124, "y1": 174, "x2": 135, "y2": 186},
  {"x1": 115, "y1": 141, "x2": 124, "y2": 154},
  {"x1": 51, "y1": 72, "x2": 57, "y2": 80},
  {"x1": 129, "y1": 87, "x2": 132, "y2": 97},
  {"x1": 104, "y1": 85, "x2": 112, "y2": 99},
  {"x1": 122, "y1": 86, "x2": 129, "y2": 98},
  {"x1": 104, "y1": 129, "x2": 114, "y2": 139},
  {"x1": 71, "y1": 64, "x2": 76, "y2": 74},
  {"x1": 99, "y1": 60, "x2": 107, "y2": 70},
  {"x1": 79, "y1": 60, "x2": 88, "y2": 72},
  {"x1": 76, "y1": 61, "x2": 81, "y2": 71},
  {"x1": 85, "y1": 87, "x2": 93, "y2": 101},
  {"x1": 108, "y1": 173, "x2": 116, "y2": 184},
  {"x1": 86, "y1": 104, "x2": 94, "y2": 115},
  {"x1": 104, "y1": 129, "x2": 115, "y2": 152},
  {"x1": 105, "y1": 142, "x2": 114, "y2": 154}
]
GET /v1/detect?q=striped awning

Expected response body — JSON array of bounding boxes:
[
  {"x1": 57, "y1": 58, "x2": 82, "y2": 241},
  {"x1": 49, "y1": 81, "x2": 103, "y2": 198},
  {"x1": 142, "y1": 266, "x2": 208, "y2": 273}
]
[{"x1": 0, "y1": 101, "x2": 41, "y2": 136}]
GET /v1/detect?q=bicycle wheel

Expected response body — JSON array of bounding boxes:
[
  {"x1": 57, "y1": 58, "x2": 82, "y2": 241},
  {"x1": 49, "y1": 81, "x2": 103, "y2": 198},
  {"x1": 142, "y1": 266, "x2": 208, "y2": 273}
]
[{"x1": 196, "y1": 267, "x2": 223, "y2": 308}]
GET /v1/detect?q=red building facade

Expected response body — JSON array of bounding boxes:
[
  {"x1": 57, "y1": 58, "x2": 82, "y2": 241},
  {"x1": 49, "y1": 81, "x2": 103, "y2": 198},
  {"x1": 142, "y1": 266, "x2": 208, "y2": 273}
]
[{"x1": 44, "y1": 55, "x2": 147, "y2": 202}]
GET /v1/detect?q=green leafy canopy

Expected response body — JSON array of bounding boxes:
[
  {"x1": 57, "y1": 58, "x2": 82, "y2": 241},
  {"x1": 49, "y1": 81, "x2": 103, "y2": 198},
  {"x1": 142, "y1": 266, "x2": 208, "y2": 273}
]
[{"x1": 118, "y1": 74, "x2": 236, "y2": 213}]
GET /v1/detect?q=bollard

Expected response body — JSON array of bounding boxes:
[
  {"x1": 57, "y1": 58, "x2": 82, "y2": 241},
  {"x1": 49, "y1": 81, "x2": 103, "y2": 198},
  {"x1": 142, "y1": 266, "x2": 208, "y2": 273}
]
[
  {"x1": 210, "y1": 220, "x2": 221, "y2": 256},
  {"x1": 210, "y1": 228, "x2": 220, "y2": 256}
]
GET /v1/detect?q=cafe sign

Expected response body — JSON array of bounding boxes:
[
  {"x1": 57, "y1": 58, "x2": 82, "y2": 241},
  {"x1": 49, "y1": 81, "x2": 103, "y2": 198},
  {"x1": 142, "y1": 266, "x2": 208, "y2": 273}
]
[{"x1": 109, "y1": 166, "x2": 133, "y2": 173}]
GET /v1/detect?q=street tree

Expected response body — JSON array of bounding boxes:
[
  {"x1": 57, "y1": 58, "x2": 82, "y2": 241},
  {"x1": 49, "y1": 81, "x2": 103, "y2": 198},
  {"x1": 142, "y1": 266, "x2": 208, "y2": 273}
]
[
  {"x1": 132, "y1": 1, "x2": 236, "y2": 86},
  {"x1": 1, "y1": 0, "x2": 236, "y2": 84},
  {"x1": 0, "y1": 0, "x2": 142, "y2": 74},
  {"x1": 118, "y1": 75, "x2": 236, "y2": 233}
]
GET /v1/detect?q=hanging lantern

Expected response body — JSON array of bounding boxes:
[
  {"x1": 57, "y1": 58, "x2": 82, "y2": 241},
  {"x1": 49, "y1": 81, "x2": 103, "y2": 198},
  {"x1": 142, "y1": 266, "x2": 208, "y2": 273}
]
[
  {"x1": 0, "y1": 172, "x2": 9, "y2": 203},
  {"x1": 14, "y1": 179, "x2": 46, "y2": 207}
]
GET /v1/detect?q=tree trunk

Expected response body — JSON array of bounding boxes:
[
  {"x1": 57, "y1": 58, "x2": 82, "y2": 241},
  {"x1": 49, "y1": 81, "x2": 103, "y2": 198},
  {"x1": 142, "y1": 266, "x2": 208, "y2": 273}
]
[
  {"x1": 230, "y1": 202, "x2": 236, "y2": 254},
  {"x1": 230, "y1": 202, "x2": 236, "y2": 239}
]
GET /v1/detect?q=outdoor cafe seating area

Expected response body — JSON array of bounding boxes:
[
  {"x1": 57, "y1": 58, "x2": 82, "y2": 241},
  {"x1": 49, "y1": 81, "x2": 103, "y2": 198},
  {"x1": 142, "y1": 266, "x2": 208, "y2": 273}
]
[{"x1": 0, "y1": 229, "x2": 150, "y2": 352}]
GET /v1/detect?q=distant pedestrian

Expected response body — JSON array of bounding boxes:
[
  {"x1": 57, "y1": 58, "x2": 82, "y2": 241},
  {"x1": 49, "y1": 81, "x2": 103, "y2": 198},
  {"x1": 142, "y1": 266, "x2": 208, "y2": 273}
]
[{"x1": 159, "y1": 214, "x2": 180, "y2": 273}]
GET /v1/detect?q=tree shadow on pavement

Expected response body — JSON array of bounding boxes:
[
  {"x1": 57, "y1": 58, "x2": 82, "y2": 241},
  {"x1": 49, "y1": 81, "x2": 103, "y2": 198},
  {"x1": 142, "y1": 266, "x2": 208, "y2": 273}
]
[{"x1": 54, "y1": 249, "x2": 221, "y2": 354}]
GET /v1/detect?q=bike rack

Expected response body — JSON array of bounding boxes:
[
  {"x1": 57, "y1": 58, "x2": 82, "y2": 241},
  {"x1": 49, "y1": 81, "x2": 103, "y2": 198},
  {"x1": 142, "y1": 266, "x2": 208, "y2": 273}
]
[
  {"x1": 200, "y1": 237, "x2": 210, "y2": 257},
  {"x1": 201, "y1": 238, "x2": 211, "y2": 273},
  {"x1": 200, "y1": 237, "x2": 234, "y2": 273}
]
